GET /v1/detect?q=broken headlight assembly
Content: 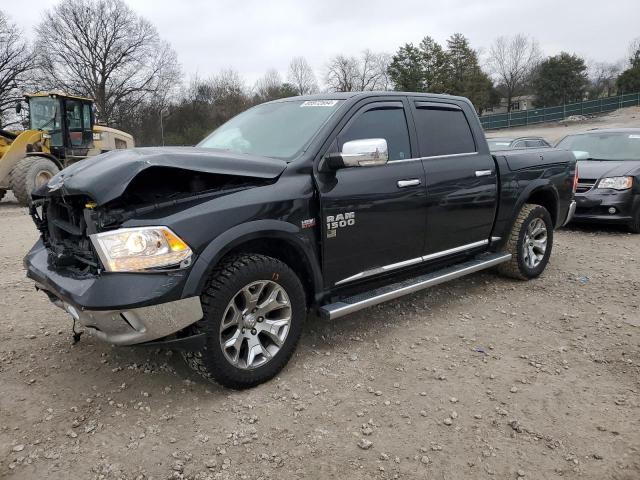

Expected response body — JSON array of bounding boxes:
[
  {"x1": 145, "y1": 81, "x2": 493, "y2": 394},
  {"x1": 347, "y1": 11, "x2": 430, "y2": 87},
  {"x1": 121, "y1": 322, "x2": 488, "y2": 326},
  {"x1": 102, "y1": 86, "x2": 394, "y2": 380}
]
[{"x1": 90, "y1": 226, "x2": 192, "y2": 272}]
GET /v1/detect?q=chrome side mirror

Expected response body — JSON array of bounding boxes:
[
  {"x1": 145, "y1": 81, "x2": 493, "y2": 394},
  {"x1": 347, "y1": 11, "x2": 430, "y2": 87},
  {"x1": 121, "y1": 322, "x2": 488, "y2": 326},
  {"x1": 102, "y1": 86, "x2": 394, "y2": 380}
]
[
  {"x1": 322, "y1": 138, "x2": 389, "y2": 171},
  {"x1": 341, "y1": 138, "x2": 389, "y2": 167}
]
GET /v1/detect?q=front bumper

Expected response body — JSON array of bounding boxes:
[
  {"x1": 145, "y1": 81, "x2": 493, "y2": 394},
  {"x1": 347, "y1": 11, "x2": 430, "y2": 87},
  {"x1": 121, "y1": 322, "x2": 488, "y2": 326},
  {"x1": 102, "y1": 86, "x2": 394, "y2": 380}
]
[
  {"x1": 572, "y1": 189, "x2": 637, "y2": 224},
  {"x1": 50, "y1": 295, "x2": 203, "y2": 346},
  {"x1": 24, "y1": 240, "x2": 203, "y2": 345}
]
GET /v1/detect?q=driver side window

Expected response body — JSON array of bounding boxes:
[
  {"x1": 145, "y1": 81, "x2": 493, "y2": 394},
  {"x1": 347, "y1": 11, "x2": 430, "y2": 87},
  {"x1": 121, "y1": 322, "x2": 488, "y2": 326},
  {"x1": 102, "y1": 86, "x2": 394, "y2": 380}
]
[{"x1": 338, "y1": 106, "x2": 411, "y2": 161}]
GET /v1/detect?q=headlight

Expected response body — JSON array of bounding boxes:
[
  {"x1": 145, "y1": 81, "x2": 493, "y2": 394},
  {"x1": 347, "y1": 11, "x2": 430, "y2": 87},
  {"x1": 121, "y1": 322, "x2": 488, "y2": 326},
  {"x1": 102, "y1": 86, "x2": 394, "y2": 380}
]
[
  {"x1": 90, "y1": 226, "x2": 192, "y2": 272},
  {"x1": 597, "y1": 176, "x2": 633, "y2": 190}
]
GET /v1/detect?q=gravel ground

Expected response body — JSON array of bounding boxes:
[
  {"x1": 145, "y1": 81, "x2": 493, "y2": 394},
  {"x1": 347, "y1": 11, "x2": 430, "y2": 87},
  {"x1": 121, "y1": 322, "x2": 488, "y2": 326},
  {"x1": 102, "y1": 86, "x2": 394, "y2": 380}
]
[{"x1": 1, "y1": 191, "x2": 639, "y2": 480}]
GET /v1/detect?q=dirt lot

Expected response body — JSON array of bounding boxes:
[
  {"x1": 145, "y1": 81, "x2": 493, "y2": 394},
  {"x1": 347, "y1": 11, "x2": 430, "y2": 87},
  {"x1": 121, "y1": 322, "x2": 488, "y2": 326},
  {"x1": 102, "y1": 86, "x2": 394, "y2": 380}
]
[{"x1": 1, "y1": 108, "x2": 640, "y2": 479}]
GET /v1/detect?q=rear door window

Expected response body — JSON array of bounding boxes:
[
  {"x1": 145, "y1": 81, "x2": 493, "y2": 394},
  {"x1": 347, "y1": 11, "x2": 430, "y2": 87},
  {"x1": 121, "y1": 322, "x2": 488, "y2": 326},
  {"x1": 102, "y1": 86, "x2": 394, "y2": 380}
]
[
  {"x1": 413, "y1": 103, "x2": 476, "y2": 157},
  {"x1": 339, "y1": 103, "x2": 411, "y2": 161}
]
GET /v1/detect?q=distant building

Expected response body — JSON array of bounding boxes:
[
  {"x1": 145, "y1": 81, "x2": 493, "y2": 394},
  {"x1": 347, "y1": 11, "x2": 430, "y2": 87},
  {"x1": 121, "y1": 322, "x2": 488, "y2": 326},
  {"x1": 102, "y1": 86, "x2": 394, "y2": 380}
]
[{"x1": 482, "y1": 95, "x2": 536, "y2": 115}]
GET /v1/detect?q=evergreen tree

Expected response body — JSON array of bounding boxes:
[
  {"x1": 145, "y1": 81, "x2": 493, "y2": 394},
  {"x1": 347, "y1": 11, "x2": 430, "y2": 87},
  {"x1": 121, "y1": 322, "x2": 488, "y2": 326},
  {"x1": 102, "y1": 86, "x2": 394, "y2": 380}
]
[
  {"x1": 616, "y1": 44, "x2": 640, "y2": 93},
  {"x1": 532, "y1": 52, "x2": 589, "y2": 106}
]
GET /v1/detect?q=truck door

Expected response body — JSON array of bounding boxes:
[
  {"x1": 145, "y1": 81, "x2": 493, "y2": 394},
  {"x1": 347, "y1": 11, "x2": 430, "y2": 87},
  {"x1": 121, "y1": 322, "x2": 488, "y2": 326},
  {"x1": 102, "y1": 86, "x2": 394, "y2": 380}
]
[
  {"x1": 410, "y1": 100, "x2": 498, "y2": 256},
  {"x1": 317, "y1": 99, "x2": 428, "y2": 287}
]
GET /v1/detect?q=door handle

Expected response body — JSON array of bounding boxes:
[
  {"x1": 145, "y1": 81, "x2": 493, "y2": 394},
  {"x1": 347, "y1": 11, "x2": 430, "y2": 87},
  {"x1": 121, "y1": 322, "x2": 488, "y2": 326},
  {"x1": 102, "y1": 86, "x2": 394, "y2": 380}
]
[
  {"x1": 475, "y1": 170, "x2": 493, "y2": 177},
  {"x1": 397, "y1": 179, "x2": 421, "y2": 188}
]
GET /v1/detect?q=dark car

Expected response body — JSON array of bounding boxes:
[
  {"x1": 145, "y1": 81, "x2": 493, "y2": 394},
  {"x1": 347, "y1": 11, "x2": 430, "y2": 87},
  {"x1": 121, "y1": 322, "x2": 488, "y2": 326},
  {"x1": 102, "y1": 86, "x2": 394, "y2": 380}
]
[
  {"x1": 556, "y1": 128, "x2": 640, "y2": 232},
  {"x1": 487, "y1": 136, "x2": 551, "y2": 151},
  {"x1": 24, "y1": 92, "x2": 576, "y2": 388}
]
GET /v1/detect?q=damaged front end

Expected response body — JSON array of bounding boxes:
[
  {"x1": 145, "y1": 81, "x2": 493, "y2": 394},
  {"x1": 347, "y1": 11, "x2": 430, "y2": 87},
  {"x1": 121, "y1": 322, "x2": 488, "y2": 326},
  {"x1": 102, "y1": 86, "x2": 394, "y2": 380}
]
[
  {"x1": 25, "y1": 147, "x2": 286, "y2": 347},
  {"x1": 30, "y1": 194, "x2": 101, "y2": 275}
]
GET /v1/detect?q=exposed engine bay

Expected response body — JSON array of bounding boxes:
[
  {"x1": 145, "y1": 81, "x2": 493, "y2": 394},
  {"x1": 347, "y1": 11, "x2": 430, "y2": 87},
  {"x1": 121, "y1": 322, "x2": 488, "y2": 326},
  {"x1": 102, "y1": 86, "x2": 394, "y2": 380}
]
[{"x1": 30, "y1": 166, "x2": 273, "y2": 275}]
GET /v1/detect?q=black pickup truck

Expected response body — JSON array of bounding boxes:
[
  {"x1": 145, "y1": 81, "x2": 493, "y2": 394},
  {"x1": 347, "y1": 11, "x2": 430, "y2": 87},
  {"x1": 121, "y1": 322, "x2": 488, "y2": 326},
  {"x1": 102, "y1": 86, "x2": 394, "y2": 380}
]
[{"x1": 24, "y1": 92, "x2": 577, "y2": 388}]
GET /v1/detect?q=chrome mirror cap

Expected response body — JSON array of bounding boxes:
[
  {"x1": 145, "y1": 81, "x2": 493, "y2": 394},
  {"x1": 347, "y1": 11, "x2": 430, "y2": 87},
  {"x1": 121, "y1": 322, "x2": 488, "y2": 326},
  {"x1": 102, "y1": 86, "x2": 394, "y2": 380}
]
[{"x1": 341, "y1": 138, "x2": 389, "y2": 167}]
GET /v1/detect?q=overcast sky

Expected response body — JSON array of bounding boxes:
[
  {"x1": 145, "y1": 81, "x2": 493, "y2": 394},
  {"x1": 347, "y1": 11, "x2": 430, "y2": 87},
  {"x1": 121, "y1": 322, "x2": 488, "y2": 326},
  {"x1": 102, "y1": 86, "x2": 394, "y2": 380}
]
[{"x1": 7, "y1": 0, "x2": 640, "y2": 87}]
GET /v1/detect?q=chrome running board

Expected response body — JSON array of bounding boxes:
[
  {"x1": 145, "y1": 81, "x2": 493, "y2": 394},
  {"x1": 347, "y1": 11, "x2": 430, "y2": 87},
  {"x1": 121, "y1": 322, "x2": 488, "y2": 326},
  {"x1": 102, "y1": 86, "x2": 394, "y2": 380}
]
[{"x1": 319, "y1": 252, "x2": 511, "y2": 320}]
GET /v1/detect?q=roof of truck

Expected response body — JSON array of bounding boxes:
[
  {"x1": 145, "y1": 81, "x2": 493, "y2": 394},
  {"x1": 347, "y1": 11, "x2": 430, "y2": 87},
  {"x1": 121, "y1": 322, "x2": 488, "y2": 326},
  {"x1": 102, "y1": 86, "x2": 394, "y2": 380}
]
[{"x1": 268, "y1": 91, "x2": 471, "y2": 103}]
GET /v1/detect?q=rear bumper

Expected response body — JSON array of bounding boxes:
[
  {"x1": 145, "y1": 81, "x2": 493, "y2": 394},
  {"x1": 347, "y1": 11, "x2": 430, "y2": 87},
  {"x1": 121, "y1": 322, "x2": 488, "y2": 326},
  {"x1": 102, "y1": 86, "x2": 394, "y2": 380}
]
[{"x1": 24, "y1": 240, "x2": 203, "y2": 345}]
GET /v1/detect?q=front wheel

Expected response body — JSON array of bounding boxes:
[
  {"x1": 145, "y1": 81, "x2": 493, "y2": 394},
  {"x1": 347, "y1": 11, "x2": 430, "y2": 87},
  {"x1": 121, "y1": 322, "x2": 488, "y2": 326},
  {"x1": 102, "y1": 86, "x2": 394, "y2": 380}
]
[
  {"x1": 182, "y1": 254, "x2": 306, "y2": 389},
  {"x1": 498, "y1": 204, "x2": 554, "y2": 280}
]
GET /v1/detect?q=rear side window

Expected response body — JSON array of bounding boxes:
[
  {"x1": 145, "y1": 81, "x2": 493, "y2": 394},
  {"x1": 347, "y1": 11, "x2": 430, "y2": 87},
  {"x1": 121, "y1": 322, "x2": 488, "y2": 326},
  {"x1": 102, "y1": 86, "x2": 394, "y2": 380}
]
[
  {"x1": 413, "y1": 105, "x2": 476, "y2": 157},
  {"x1": 339, "y1": 106, "x2": 411, "y2": 161}
]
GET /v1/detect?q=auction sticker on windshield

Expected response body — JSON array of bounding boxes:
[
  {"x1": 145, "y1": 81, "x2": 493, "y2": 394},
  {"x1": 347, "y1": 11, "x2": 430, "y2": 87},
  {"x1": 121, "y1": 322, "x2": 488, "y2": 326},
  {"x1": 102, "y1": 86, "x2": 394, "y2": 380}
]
[{"x1": 301, "y1": 100, "x2": 339, "y2": 107}]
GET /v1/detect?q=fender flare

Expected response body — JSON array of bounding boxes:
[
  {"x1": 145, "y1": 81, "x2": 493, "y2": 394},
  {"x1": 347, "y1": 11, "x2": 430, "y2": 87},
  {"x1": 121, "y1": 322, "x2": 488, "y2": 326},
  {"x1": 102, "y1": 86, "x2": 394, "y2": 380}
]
[
  {"x1": 513, "y1": 180, "x2": 560, "y2": 225},
  {"x1": 181, "y1": 219, "x2": 323, "y2": 300}
]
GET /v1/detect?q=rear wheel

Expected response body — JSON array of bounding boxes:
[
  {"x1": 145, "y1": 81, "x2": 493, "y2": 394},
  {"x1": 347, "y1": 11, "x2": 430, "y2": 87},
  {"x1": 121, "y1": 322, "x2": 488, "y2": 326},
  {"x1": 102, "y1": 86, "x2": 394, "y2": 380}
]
[
  {"x1": 498, "y1": 203, "x2": 554, "y2": 280},
  {"x1": 182, "y1": 254, "x2": 306, "y2": 389},
  {"x1": 10, "y1": 157, "x2": 59, "y2": 206}
]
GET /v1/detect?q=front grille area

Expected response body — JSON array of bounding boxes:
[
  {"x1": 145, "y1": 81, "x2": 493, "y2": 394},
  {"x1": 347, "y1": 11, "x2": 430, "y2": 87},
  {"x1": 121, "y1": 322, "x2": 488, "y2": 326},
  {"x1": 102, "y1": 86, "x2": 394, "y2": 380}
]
[
  {"x1": 30, "y1": 196, "x2": 101, "y2": 274},
  {"x1": 576, "y1": 178, "x2": 597, "y2": 193}
]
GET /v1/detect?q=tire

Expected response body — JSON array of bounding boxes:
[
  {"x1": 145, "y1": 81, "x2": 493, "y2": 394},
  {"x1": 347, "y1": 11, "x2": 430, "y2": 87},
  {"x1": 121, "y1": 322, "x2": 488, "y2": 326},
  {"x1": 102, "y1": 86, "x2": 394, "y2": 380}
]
[
  {"x1": 498, "y1": 203, "x2": 554, "y2": 280},
  {"x1": 10, "y1": 157, "x2": 60, "y2": 206},
  {"x1": 182, "y1": 254, "x2": 307, "y2": 389},
  {"x1": 628, "y1": 207, "x2": 640, "y2": 234}
]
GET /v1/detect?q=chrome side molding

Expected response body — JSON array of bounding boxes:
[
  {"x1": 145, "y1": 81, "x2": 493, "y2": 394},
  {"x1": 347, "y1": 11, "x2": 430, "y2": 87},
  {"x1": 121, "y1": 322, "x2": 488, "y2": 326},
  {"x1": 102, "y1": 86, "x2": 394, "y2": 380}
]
[
  {"x1": 335, "y1": 239, "x2": 490, "y2": 286},
  {"x1": 321, "y1": 253, "x2": 511, "y2": 320}
]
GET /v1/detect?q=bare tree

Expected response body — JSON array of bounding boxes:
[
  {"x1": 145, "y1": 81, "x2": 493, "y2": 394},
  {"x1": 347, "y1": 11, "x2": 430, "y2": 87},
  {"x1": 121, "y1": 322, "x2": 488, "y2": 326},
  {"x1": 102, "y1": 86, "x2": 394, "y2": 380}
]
[
  {"x1": 487, "y1": 34, "x2": 541, "y2": 112},
  {"x1": 287, "y1": 57, "x2": 318, "y2": 95},
  {"x1": 0, "y1": 11, "x2": 33, "y2": 128},
  {"x1": 588, "y1": 61, "x2": 622, "y2": 98},
  {"x1": 325, "y1": 51, "x2": 391, "y2": 92},
  {"x1": 326, "y1": 55, "x2": 359, "y2": 92},
  {"x1": 625, "y1": 37, "x2": 640, "y2": 69},
  {"x1": 34, "y1": 0, "x2": 180, "y2": 125},
  {"x1": 355, "y1": 50, "x2": 391, "y2": 91},
  {"x1": 255, "y1": 69, "x2": 283, "y2": 99}
]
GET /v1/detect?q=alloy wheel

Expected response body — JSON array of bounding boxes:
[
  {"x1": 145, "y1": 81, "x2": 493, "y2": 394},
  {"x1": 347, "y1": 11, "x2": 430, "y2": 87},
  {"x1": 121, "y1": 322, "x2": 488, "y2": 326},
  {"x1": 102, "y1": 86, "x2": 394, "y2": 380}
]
[
  {"x1": 522, "y1": 217, "x2": 547, "y2": 269},
  {"x1": 219, "y1": 280, "x2": 292, "y2": 370}
]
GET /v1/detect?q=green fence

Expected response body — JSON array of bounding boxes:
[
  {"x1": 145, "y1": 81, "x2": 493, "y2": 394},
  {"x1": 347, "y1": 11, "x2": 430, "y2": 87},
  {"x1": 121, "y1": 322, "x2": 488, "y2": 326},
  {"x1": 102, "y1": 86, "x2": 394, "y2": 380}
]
[{"x1": 480, "y1": 92, "x2": 640, "y2": 130}]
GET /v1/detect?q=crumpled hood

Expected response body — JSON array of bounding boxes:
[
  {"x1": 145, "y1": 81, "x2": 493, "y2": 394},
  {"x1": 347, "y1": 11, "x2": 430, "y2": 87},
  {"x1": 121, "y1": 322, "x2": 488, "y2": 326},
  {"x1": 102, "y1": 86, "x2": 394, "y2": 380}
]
[
  {"x1": 577, "y1": 160, "x2": 640, "y2": 179},
  {"x1": 37, "y1": 147, "x2": 287, "y2": 205}
]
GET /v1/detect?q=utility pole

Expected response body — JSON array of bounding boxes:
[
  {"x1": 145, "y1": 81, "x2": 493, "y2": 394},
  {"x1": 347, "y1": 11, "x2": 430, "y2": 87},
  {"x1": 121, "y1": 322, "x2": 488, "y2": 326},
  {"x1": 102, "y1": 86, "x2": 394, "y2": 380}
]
[{"x1": 160, "y1": 108, "x2": 169, "y2": 147}]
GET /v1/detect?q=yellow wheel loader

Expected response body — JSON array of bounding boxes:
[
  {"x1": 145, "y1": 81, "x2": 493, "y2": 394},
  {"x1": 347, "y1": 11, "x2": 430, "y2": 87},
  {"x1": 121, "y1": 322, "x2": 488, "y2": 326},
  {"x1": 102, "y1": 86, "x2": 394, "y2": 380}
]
[{"x1": 0, "y1": 92, "x2": 134, "y2": 205}]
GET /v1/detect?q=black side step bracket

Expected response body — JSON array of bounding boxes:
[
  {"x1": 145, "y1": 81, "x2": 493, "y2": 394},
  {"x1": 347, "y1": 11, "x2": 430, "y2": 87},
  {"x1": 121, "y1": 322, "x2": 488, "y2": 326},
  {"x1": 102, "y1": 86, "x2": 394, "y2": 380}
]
[{"x1": 319, "y1": 252, "x2": 511, "y2": 320}]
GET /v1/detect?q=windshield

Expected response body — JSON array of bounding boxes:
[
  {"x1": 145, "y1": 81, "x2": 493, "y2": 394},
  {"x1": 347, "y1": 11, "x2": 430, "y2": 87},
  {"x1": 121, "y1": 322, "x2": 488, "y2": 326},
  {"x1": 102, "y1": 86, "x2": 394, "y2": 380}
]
[
  {"x1": 556, "y1": 132, "x2": 640, "y2": 161},
  {"x1": 487, "y1": 139, "x2": 513, "y2": 151},
  {"x1": 29, "y1": 97, "x2": 62, "y2": 131},
  {"x1": 198, "y1": 99, "x2": 344, "y2": 160}
]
